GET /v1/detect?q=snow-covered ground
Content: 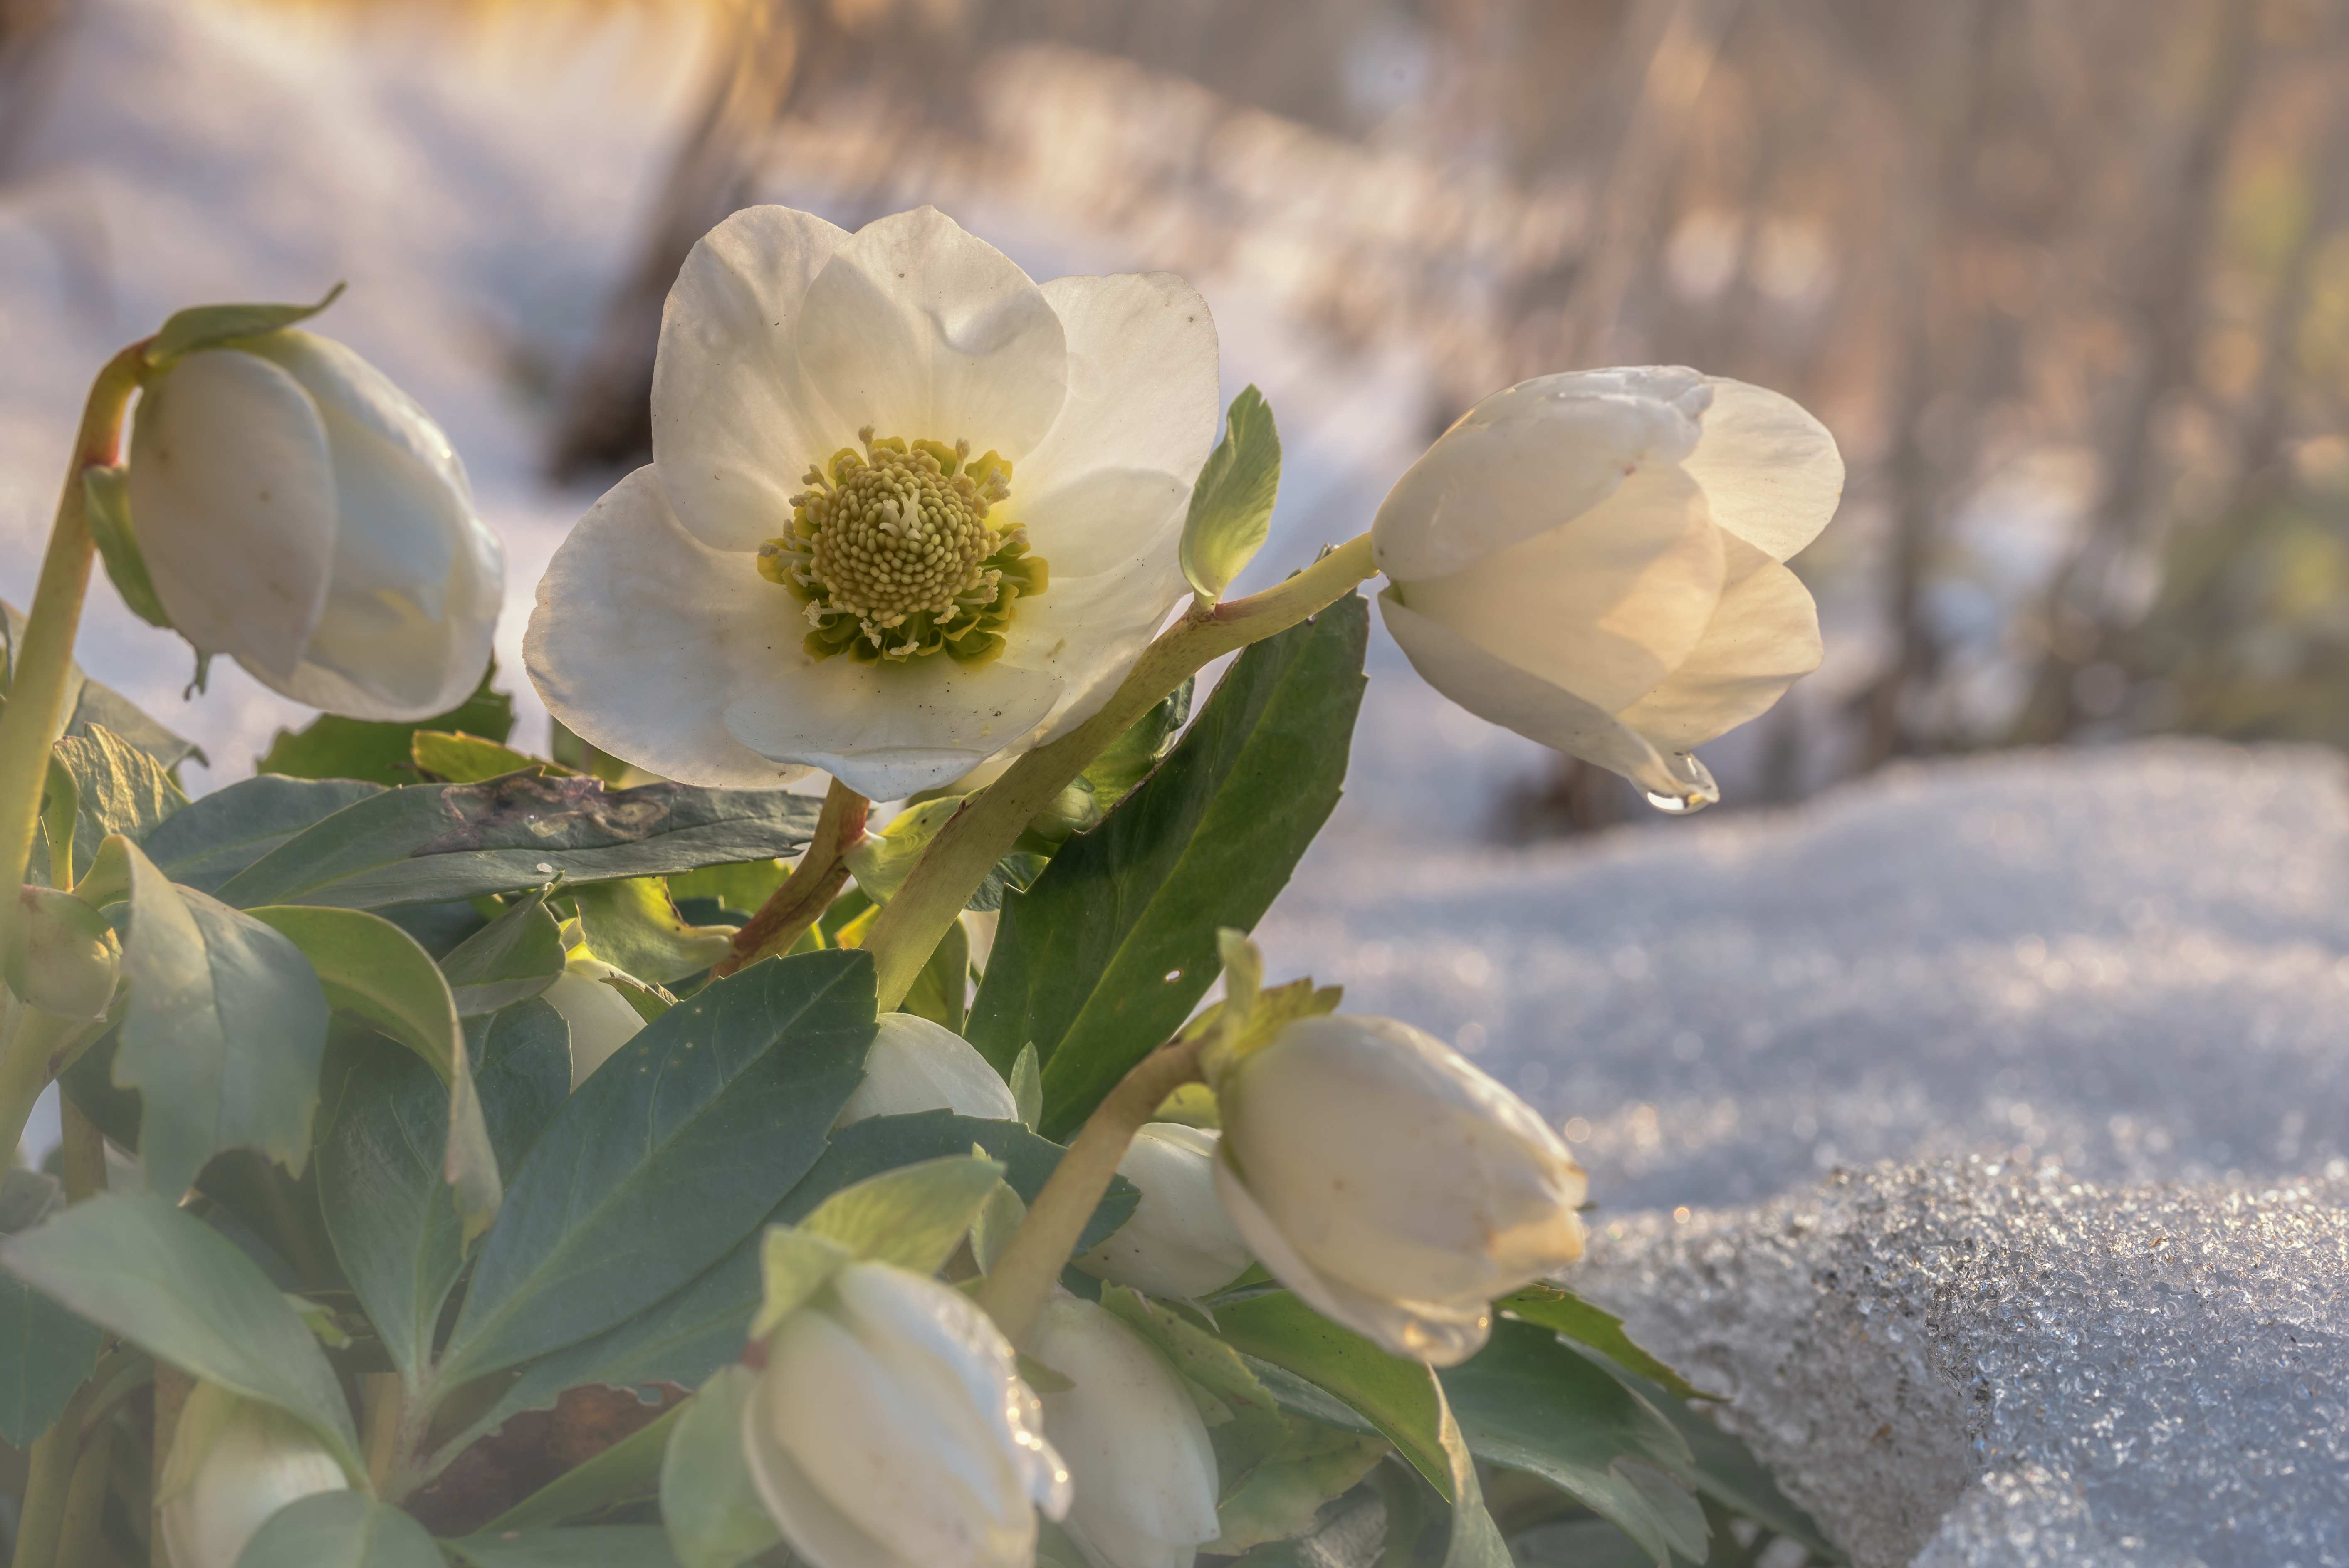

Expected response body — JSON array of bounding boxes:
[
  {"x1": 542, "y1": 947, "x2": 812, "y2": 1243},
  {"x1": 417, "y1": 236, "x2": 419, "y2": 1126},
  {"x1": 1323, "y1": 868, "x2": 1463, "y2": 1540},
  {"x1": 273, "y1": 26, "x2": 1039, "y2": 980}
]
[{"x1": 6, "y1": 5, "x2": 2347, "y2": 1564}]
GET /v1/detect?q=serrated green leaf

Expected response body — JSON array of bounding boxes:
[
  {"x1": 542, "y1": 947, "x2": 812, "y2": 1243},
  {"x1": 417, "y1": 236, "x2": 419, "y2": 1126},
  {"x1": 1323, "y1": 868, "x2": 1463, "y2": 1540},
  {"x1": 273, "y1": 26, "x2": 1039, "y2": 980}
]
[
  {"x1": 972, "y1": 596, "x2": 1367, "y2": 1137},
  {"x1": 115, "y1": 842, "x2": 328, "y2": 1199},
  {"x1": 436, "y1": 952, "x2": 875, "y2": 1385},
  {"x1": 82, "y1": 464, "x2": 169, "y2": 628},
  {"x1": 137, "y1": 779, "x2": 375, "y2": 899},
  {"x1": 1209, "y1": 1424, "x2": 1387, "y2": 1554},
  {"x1": 248, "y1": 904, "x2": 501, "y2": 1242},
  {"x1": 0, "y1": 1192, "x2": 361, "y2": 1472},
  {"x1": 1592, "y1": 1359, "x2": 1842, "y2": 1560},
  {"x1": 440, "y1": 889, "x2": 566, "y2": 1016},
  {"x1": 796, "y1": 1152, "x2": 1003, "y2": 1273},
  {"x1": 750, "y1": 1227, "x2": 853, "y2": 1341},
  {"x1": 661, "y1": 1366, "x2": 781, "y2": 1568},
  {"x1": 572, "y1": 877, "x2": 734, "y2": 985},
  {"x1": 1498, "y1": 1284, "x2": 1705, "y2": 1402},
  {"x1": 1, "y1": 601, "x2": 200, "y2": 772},
  {"x1": 145, "y1": 285, "x2": 344, "y2": 366},
  {"x1": 48, "y1": 723, "x2": 186, "y2": 886},
  {"x1": 1180, "y1": 386, "x2": 1281, "y2": 602},
  {"x1": 412, "y1": 729, "x2": 557, "y2": 784},
  {"x1": 217, "y1": 774, "x2": 823, "y2": 910}
]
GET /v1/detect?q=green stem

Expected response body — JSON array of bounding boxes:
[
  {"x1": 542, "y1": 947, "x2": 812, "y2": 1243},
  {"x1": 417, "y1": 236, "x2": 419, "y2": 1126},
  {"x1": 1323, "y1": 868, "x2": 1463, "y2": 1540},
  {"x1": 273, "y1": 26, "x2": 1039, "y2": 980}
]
[
  {"x1": 0, "y1": 1010, "x2": 100, "y2": 1162},
  {"x1": 972, "y1": 1037, "x2": 1204, "y2": 1348},
  {"x1": 863, "y1": 532, "x2": 1377, "y2": 1011}
]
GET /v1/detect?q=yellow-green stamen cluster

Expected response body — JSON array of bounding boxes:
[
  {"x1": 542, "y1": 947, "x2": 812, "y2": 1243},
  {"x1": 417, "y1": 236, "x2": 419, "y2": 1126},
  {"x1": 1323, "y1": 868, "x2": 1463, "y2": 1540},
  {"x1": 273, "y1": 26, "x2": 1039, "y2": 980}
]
[{"x1": 759, "y1": 430, "x2": 1048, "y2": 665}]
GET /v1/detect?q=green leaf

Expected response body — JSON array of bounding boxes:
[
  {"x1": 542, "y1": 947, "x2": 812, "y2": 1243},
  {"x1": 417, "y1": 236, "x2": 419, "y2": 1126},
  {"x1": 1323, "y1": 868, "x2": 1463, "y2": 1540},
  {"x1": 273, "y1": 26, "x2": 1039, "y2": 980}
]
[
  {"x1": 1081, "y1": 680, "x2": 1192, "y2": 809},
  {"x1": 480, "y1": 1403, "x2": 682, "y2": 1532},
  {"x1": 749, "y1": 1227, "x2": 853, "y2": 1340},
  {"x1": 468, "y1": 999, "x2": 574, "y2": 1171},
  {"x1": 238, "y1": 1492, "x2": 445, "y2": 1566},
  {"x1": 436, "y1": 952, "x2": 875, "y2": 1385},
  {"x1": 0, "y1": 1172, "x2": 99, "y2": 1446},
  {"x1": 255, "y1": 668, "x2": 514, "y2": 786},
  {"x1": 1209, "y1": 1425, "x2": 1387, "y2": 1554},
  {"x1": 1179, "y1": 386, "x2": 1281, "y2": 602},
  {"x1": 444, "y1": 1526, "x2": 680, "y2": 1566},
  {"x1": 796, "y1": 1152, "x2": 1003, "y2": 1273},
  {"x1": 141, "y1": 776, "x2": 383, "y2": 895},
  {"x1": 1596, "y1": 1361, "x2": 1841, "y2": 1560},
  {"x1": 1, "y1": 601, "x2": 201, "y2": 771},
  {"x1": 786, "y1": 1111, "x2": 1138, "y2": 1254},
  {"x1": 572, "y1": 877, "x2": 735, "y2": 985},
  {"x1": 843, "y1": 796, "x2": 964, "y2": 905},
  {"x1": 115, "y1": 841, "x2": 329, "y2": 1200},
  {"x1": 661, "y1": 1367, "x2": 781, "y2": 1568},
  {"x1": 0, "y1": 1192, "x2": 361, "y2": 1472},
  {"x1": 1498, "y1": 1284, "x2": 1706, "y2": 1402},
  {"x1": 48, "y1": 723, "x2": 187, "y2": 886},
  {"x1": 1440, "y1": 1321, "x2": 1703, "y2": 1566},
  {"x1": 972, "y1": 595, "x2": 1367, "y2": 1136},
  {"x1": 412, "y1": 730, "x2": 559, "y2": 784},
  {"x1": 1009, "y1": 1044, "x2": 1041, "y2": 1130},
  {"x1": 144, "y1": 284, "x2": 344, "y2": 366},
  {"x1": 898, "y1": 913, "x2": 969, "y2": 1033},
  {"x1": 217, "y1": 774, "x2": 824, "y2": 910},
  {"x1": 248, "y1": 904, "x2": 501, "y2": 1242},
  {"x1": 440, "y1": 890, "x2": 566, "y2": 1015},
  {"x1": 82, "y1": 465, "x2": 170, "y2": 628}
]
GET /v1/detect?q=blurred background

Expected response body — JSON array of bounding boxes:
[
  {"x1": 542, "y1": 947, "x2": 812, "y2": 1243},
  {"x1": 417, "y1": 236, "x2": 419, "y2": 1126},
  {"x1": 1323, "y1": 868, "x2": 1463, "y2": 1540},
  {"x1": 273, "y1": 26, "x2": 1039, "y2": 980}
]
[{"x1": 2, "y1": 0, "x2": 2347, "y2": 842}]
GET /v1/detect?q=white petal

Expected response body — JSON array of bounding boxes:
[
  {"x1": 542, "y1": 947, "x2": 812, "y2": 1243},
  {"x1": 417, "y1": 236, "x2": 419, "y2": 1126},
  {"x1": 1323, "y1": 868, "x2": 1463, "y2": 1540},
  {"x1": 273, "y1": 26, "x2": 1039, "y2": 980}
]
[
  {"x1": 1682, "y1": 376, "x2": 1844, "y2": 562},
  {"x1": 1023, "y1": 272, "x2": 1220, "y2": 496},
  {"x1": 1212, "y1": 1154, "x2": 1492, "y2": 1368},
  {"x1": 524, "y1": 467, "x2": 810, "y2": 789},
  {"x1": 129, "y1": 349, "x2": 336, "y2": 682},
  {"x1": 1616, "y1": 537, "x2": 1822, "y2": 750},
  {"x1": 652, "y1": 205, "x2": 854, "y2": 553},
  {"x1": 1371, "y1": 369, "x2": 1707, "y2": 583},
  {"x1": 724, "y1": 653, "x2": 1064, "y2": 802},
  {"x1": 796, "y1": 208, "x2": 1067, "y2": 459},
  {"x1": 1031, "y1": 1298, "x2": 1221, "y2": 1551},
  {"x1": 837, "y1": 1013, "x2": 1019, "y2": 1124},
  {"x1": 1390, "y1": 464, "x2": 1724, "y2": 713},
  {"x1": 1012, "y1": 464, "x2": 1194, "y2": 582},
  {"x1": 1380, "y1": 588, "x2": 1715, "y2": 807},
  {"x1": 1005, "y1": 476, "x2": 1192, "y2": 744}
]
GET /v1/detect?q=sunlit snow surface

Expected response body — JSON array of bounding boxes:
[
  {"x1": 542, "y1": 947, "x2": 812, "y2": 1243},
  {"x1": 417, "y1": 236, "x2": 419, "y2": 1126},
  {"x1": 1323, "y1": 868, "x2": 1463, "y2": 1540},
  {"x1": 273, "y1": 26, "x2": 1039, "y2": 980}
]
[{"x1": 1269, "y1": 740, "x2": 2349, "y2": 1566}]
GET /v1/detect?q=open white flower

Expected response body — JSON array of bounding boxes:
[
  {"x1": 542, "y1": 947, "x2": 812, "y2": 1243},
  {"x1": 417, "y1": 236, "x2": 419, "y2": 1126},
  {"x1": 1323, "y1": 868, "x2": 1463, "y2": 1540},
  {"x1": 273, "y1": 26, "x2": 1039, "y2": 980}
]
[
  {"x1": 128, "y1": 330, "x2": 501, "y2": 721},
  {"x1": 1374, "y1": 368, "x2": 1841, "y2": 809},
  {"x1": 527, "y1": 205, "x2": 1221, "y2": 801}
]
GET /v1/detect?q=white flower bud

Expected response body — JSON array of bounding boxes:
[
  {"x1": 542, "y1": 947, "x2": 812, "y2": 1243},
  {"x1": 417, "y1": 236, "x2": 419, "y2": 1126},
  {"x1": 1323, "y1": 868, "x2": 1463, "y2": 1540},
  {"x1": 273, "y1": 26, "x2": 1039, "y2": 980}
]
[
  {"x1": 1211, "y1": 1014, "x2": 1587, "y2": 1366},
  {"x1": 7, "y1": 885, "x2": 120, "y2": 1019},
  {"x1": 835, "y1": 1012, "x2": 1017, "y2": 1126},
  {"x1": 158, "y1": 1384, "x2": 348, "y2": 1568},
  {"x1": 1076, "y1": 1123, "x2": 1251, "y2": 1300},
  {"x1": 128, "y1": 330, "x2": 501, "y2": 721},
  {"x1": 741, "y1": 1260, "x2": 1071, "y2": 1568},
  {"x1": 1373, "y1": 369, "x2": 1840, "y2": 810},
  {"x1": 1030, "y1": 1296, "x2": 1220, "y2": 1568},
  {"x1": 543, "y1": 952, "x2": 646, "y2": 1089}
]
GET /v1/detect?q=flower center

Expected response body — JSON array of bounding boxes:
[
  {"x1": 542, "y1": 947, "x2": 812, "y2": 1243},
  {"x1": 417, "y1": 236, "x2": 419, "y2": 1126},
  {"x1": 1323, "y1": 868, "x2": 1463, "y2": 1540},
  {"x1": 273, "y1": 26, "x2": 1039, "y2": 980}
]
[{"x1": 759, "y1": 429, "x2": 1048, "y2": 666}]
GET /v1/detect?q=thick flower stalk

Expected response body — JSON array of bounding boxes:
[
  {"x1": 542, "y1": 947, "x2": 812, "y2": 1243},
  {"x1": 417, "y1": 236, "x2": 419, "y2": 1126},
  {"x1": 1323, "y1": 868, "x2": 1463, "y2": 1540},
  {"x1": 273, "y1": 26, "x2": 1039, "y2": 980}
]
[
  {"x1": 1029, "y1": 1295, "x2": 1221, "y2": 1568},
  {"x1": 128, "y1": 330, "x2": 502, "y2": 720},
  {"x1": 1375, "y1": 368, "x2": 1842, "y2": 809},
  {"x1": 740, "y1": 1259, "x2": 1070, "y2": 1568},
  {"x1": 835, "y1": 1012, "x2": 1020, "y2": 1125},
  {"x1": 1209, "y1": 1014, "x2": 1587, "y2": 1365},
  {"x1": 527, "y1": 204, "x2": 1221, "y2": 801},
  {"x1": 1075, "y1": 1122, "x2": 1252, "y2": 1301}
]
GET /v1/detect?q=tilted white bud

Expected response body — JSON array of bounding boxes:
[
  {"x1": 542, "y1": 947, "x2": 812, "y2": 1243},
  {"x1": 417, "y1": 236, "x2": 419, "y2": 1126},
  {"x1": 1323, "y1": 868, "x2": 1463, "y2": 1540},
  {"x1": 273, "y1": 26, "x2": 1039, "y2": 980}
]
[
  {"x1": 1211, "y1": 1014, "x2": 1587, "y2": 1366},
  {"x1": 835, "y1": 1012, "x2": 1017, "y2": 1126},
  {"x1": 158, "y1": 1384, "x2": 348, "y2": 1568},
  {"x1": 1076, "y1": 1123, "x2": 1251, "y2": 1300},
  {"x1": 542, "y1": 952, "x2": 647, "y2": 1088},
  {"x1": 128, "y1": 329, "x2": 501, "y2": 721},
  {"x1": 1031, "y1": 1295, "x2": 1220, "y2": 1568},
  {"x1": 1372, "y1": 368, "x2": 1841, "y2": 811},
  {"x1": 740, "y1": 1260, "x2": 1070, "y2": 1568},
  {"x1": 8, "y1": 885, "x2": 120, "y2": 1019}
]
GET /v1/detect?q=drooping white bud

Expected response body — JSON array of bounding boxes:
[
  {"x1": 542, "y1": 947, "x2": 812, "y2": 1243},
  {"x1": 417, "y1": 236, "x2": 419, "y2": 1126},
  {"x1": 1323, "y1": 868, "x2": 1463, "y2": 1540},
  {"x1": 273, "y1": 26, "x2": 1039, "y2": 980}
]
[
  {"x1": 835, "y1": 1012, "x2": 1017, "y2": 1126},
  {"x1": 1076, "y1": 1123, "x2": 1250, "y2": 1301},
  {"x1": 542, "y1": 952, "x2": 647, "y2": 1089},
  {"x1": 158, "y1": 1384, "x2": 349, "y2": 1568}
]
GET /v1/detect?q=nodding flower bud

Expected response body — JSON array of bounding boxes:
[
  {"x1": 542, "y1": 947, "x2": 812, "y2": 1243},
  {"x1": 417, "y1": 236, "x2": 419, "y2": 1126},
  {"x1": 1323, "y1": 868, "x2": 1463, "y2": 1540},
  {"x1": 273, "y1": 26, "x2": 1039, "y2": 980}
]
[
  {"x1": 1076, "y1": 1123, "x2": 1251, "y2": 1301},
  {"x1": 1210, "y1": 1014, "x2": 1587, "y2": 1366},
  {"x1": 835, "y1": 1012, "x2": 1019, "y2": 1127},
  {"x1": 158, "y1": 1384, "x2": 348, "y2": 1568},
  {"x1": 740, "y1": 1260, "x2": 1071, "y2": 1568},
  {"x1": 128, "y1": 329, "x2": 501, "y2": 721},
  {"x1": 542, "y1": 950, "x2": 648, "y2": 1089},
  {"x1": 7, "y1": 885, "x2": 120, "y2": 1019}
]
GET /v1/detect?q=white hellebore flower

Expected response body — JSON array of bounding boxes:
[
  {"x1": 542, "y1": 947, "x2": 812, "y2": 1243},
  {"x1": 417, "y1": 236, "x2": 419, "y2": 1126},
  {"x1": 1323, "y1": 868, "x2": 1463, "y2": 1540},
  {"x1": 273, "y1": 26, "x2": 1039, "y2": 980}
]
[
  {"x1": 1374, "y1": 367, "x2": 1842, "y2": 810},
  {"x1": 1030, "y1": 1295, "x2": 1221, "y2": 1568},
  {"x1": 836, "y1": 1011, "x2": 1019, "y2": 1125},
  {"x1": 158, "y1": 1383, "x2": 348, "y2": 1568},
  {"x1": 128, "y1": 330, "x2": 501, "y2": 721},
  {"x1": 741, "y1": 1259, "x2": 1071, "y2": 1568},
  {"x1": 1212, "y1": 1015, "x2": 1587, "y2": 1366},
  {"x1": 542, "y1": 951, "x2": 647, "y2": 1089},
  {"x1": 526, "y1": 205, "x2": 1221, "y2": 801},
  {"x1": 1076, "y1": 1122, "x2": 1251, "y2": 1300}
]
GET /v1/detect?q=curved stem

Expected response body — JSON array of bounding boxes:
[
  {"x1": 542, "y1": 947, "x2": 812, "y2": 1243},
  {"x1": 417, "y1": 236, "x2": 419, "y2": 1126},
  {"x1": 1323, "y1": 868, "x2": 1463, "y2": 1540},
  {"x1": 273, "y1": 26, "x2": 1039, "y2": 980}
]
[
  {"x1": 863, "y1": 532, "x2": 1377, "y2": 1011},
  {"x1": 710, "y1": 776, "x2": 868, "y2": 978},
  {"x1": 973, "y1": 1037, "x2": 1204, "y2": 1349}
]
